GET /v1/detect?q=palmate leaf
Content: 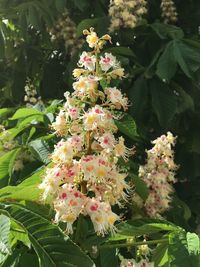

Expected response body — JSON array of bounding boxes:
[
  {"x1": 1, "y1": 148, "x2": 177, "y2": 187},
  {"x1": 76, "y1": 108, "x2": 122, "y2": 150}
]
[
  {"x1": 29, "y1": 140, "x2": 51, "y2": 164},
  {"x1": 0, "y1": 248, "x2": 22, "y2": 267},
  {"x1": 116, "y1": 218, "x2": 178, "y2": 237},
  {"x1": 115, "y1": 113, "x2": 138, "y2": 140},
  {"x1": 150, "y1": 79, "x2": 178, "y2": 127},
  {"x1": 0, "y1": 202, "x2": 95, "y2": 267},
  {"x1": 0, "y1": 215, "x2": 11, "y2": 257},
  {"x1": 168, "y1": 231, "x2": 200, "y2": 267},
  {"x1": 0, "y1": 149, "x2": 21, "y2": 188},
  {"x1": 0, "y1": 167, "x2": 45, "y2": 202}
]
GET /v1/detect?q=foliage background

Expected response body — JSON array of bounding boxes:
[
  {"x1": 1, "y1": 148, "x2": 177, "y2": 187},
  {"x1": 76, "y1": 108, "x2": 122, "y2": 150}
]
[{"x1": 0, "y1": 0, "x2": 200, "y2": 266}]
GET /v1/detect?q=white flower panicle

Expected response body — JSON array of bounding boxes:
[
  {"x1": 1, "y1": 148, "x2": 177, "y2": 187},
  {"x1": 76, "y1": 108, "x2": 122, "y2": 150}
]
[
  {"x1": 108, "y1": 0, "x2": 147, "y2": 32},
  {"x1": 160, "y1": 0, "x2": 178, "y2": 24},
  {"x1": 119, "y1": 255, "x2": 154, "y2": 267},
  {"x1": 139, "y1": 132, "x2": 178, "y2": 217},
  {"x1": 49, "y1": 10, "x2": 83, "y2": 56},
  {"x1": 24, "y1": 78, "x2": 43, "y2": 107},
  {"x1": 0, "y1": 126, "x2": 33, "y2": 171},
  {"x1": 39, "y1": 28, "x2": 134, "y2": 235}
]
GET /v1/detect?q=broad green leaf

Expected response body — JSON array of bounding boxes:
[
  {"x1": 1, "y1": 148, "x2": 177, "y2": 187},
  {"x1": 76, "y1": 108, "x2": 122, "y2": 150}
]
[
  {"x1": 169, "y1": 231, "x2": 200, "y2": 267},
  {"x1": 156, "y1": 41, "x2": 177, "y2": 81},
  {"x1": 151, "y1": 23, "x2": 184, "y2": 40},
  {"x1": 117, "y1": 219, "x2": 178, "y2": 237},
  {"x1": 10, "y1": 220, "x2": 31, "y2": 248},
  {"x1": 55, "y1": 0, "x2": 66, "y2": 12},
  {"x1": 0, "y1": 108, "x2": 14, "y2": 120},
  {"x1": 100, "y1": 248, "x2": 118, "y2": 267},
  {"x1": 10, "y1": 108, "x2": 43, "y2": 120},
  {"x1": 28, "y1": 5, "x2": 41, "y2": 29},
  {"x1": 104, "y1": 47, "x2": 135, "y2": 58},
  {"x1": 19, "y1": 252, "x2": 39, "y2": 267},
  {"x1": 173, "y1": 40, "x2": 191, "y2": 78},
  {"x1": 130, "y1": 76, "x2": 149, "y2": 121},
  {"x1": 131, "y1": 174, "x2": 149, "y2": 201},
  {"x1": 76, "y1": 18, "x2": 99, "y2": 37},
  {"x1": 0, "y1": 149, "x2": 20, "y2": 188},
  {"x1": 174, "y1": 85, "x2": 194, "y2": 114},
  {"x1": 115, "y1": 113, "x2": 138, "y2": 140},
  {"x1": 153, "y1": 243, "x2": 169, "y2": 267},
  {"x1": 29, "y1": 139, "x2": 51, "y2": 164},
  {"x1": 74, "y1": 0, "x2": 89, "y2": 11},
  {"x1": 16, "y1": 114, "x2": 44, "y2": 129},
  {"x1": 0, "y1": 167, "x2": 45, "y2": 202},
  {"x1": 0, "y1": 248, "x2": 21, "y2": 267},
  {"x1": 0, "y1": 202, "x2": 95, "y2": 267},
  {"x1": 186, "y1": 232, "x2": 200, "y2": 255},
  {"x1": 150, "y1": 79, "x2": 177, "y2": 127},
  {"x1": 0, "y1": 28, "x2": 5, "y2": 59},
  {"x1": 0, "y1": 215, "x2": 11, "y2": 256}
]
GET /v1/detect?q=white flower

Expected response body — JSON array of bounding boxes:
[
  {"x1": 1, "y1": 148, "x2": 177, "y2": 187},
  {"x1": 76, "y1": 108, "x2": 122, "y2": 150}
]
[
  {"x1": 100, "y1": 53, "x2": 118, "y2": 72},
  {"x1": 105, "y1": 87, "x2": 128, "y2": 110},
  {"x1": 78, "y1": 51, "x2": 96, "y2": 71},
  {"x1": 86, "y1": 31, "x2": 99, "y2": 48}
]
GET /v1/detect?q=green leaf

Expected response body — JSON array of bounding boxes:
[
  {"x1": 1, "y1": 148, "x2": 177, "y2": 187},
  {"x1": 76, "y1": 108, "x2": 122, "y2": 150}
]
[
  {"x1": 10, "y1": 108, "x2": 43, "y2": 120},
  {"x1": 0, "y1": 202, "x2": 95, "y2": 267},
  {"x1": 115, "y1": 113, "x2": 138, "y2": 140},
  {"x1": 131, "y1": 174, "x2": 149, "y2": 200},
  {"x1": 0, "y1": 149, "x2": 20, "y2": 188},
  {"x1": 0, "y1": 215, "x2": 11, "y2": 256},
  {"x1": 130, "y1": 76, "x2": 149, "y2": 120},
  {"x1": 55, "y1": 0, "x2": 66, "y2": 12},
  {"x1": 173, "y1": 40, "x2": 191, "y2": 78},
  {"x1": 153, "y1": 243, "x2": 169, "y2": 267},
  {"x1": 28, "y1": 5, "x2": 41, "y2": 29},
  {"x1": 151, "y1": 23, "x2": 184, "y2": 40},
  {"x1": 10, "y1": 220, "x2": 31, "y2": 248},
  {"x1": 76, "y1": 18, "x2": 99, "y2": 37},
  {"x1": 100, "y1": 248, "x2": 118, "y2": 267},
  {"x1": 0, "y1": 108, "x2": 14, "y2": 120},
  {"x1": 29, "y1": 140, "x2": 51, "y2": 164},
  {"x1": 174, "y1": 85, "x2": 194, "y2": 114},
  {"x1": 74, "y1": 0, "x2": 89, "y2": 11},
  {"x1": 156, "y1": 41, "x2": 177, "y2": 81},
  {"x1": 169, "y1": 231, "x2": 200, "y2": 267},
  {"x1": 186, "y1": 232, "x2": 200, "y2": 255},
  {"x1": 0, "y1": 248, "x2": 22, "y2": 267},
  {"x1": 0, "y1": 167, "x2": 45, "y2": 202},
  {"x1": 150, "y1": 79, "x2": 177, "y2": 127},
  {"x1": 19, "y1": 252, "x2": 39, "y2": 267},
  {"x1": 104, "y1": 47, "x2": 135, "y2": 58},
  {"x1": 117, "y1": 219, "x2": 178, "y2": 237},
  {"x1": 0, "y1": 27, "x2": 5, "y2": 59}
]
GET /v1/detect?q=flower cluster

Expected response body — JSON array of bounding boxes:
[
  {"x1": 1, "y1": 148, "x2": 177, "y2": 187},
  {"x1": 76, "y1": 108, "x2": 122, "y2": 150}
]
[
  {"x1": 119, "y1": 255, "x2": 154, "y2": 267},
  {"x1": 0, "y1": 126, "x2": 16, "y2": 157},
  {"x1": 24, "y1": 78, "x2": 43, "y2": 107},
  {"x1": 138, "y1": 132, "x2": 177, "y2": 217},
  {"x1": 49, "y1": 10, "x2": 83, "y2": 56},
  {"x1": 0, "y1": 126, "x2": 33, "y2": 171},
  {"x1": 39, "y1": 28, "x2": 134, "y2": 235},
  {"x1": 160, "y1": 0, "x2": 178, "y2": 24},
  {"x1": 108, "y1": 0, "x2": 147, "y2": 32}
]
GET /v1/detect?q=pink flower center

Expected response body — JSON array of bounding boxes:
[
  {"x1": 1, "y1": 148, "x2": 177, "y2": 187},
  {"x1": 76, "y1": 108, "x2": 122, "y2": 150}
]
[
  {"x1": 103, "y1": 57, "x2": 111, "y2": 64},
  {"x1": 74, "y1": 192, "x2": 79, "y2": 198},
  {"x1": 83, "y1": 56, "x2": 92, "y2": 63},
  {"x1": 99, "y1": 159, "x2": 106, "y2": 165},
  {"x1": 90, "y1": 204, "x2": 98, "y2": 211},
  {"x1": 61, "y1": 193, "x2": 67, "y2": 199},
  {"x1": 94, "y1": 108, "x2": 102, "y2": 114}
]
